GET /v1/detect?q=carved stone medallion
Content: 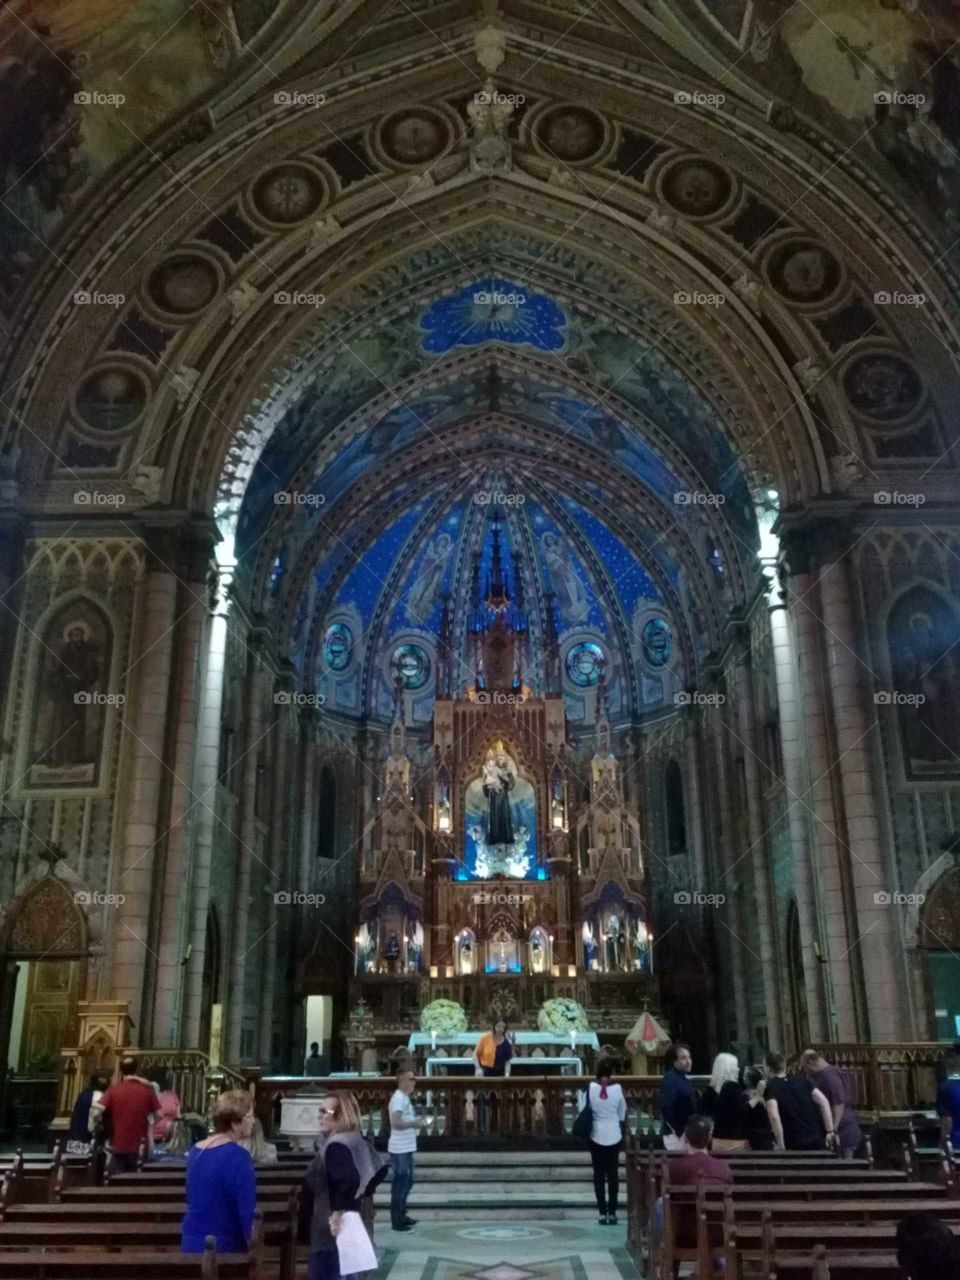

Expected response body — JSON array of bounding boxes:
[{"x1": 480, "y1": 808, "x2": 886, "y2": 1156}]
[
  {"x1": 658, "y1": 156, "x2": 734, "y2": 218},
  {"x1": 75, "y1": 366, "x2": 149, "y2": 432},
  {"x1": 534, "y1": 105, "x2": 606, "y2": 164},
  {"x1": 146, "y1": 253, "x2": 221, "y2": 317},
  {"x1": 379, "y1": 108, "x2": 451, "y2": 166},
  {"x1": 251, "y1": 163, "x2": 326, "y2": 225},
  {"x1": 843, "y1": 352, "x2": 922, "y2": 422},
  {"x1": 765, "y1": 238, "x2": 842, "y2": 306}
]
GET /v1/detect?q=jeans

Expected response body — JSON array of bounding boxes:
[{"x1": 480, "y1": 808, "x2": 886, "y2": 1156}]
[
  {"x1": 390, "y1": 1151, "x2": 415, "y2": 1228},
  {"x1": 308, "y1": 1245, "x2": 355, "y2": 1280}
]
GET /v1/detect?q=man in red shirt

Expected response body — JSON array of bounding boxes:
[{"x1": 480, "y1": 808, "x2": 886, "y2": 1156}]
[
  {"x1": 660, "y1": 1116, "x2": 735, "y2": 1270},
  {"x1": 90, "y1": 1056, "x2": 157, "y2": 1174}
]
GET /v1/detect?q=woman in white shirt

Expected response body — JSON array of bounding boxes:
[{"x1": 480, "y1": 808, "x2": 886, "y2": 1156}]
[{"x1": 588, "y1": 1058, "x2": 627, "y2": 1225}]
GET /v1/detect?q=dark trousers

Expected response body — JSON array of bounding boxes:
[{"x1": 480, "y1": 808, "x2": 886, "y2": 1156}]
[
  {"x1": 307, "y1": 1245, "x2": 355, "y2": 1280},
  {"x1": 108, "y1": 1151, "x2": 139, "y2": 1175},
  {"x1": 589, "y1": 1140, "x2": 620, "y2": 1215},
  {"x1": 390, "y1": 1151, "x2": 415, "y2": 1228}
]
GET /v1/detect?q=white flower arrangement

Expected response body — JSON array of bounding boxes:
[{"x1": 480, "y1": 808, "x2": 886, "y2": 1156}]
[
  {"x1": 420, "y1": 999, "x2": 468, "y2": 1035},
  {"x1": 537, "y1": 997, "x2": 589, "y2": 1033}
]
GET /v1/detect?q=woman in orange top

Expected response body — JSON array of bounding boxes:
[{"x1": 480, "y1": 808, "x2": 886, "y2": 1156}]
[{"x1": 474, "y1": 1019, "x2": 514, "y2": 1078}]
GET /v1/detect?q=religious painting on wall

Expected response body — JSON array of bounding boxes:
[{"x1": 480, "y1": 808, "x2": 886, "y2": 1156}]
[
  {"x1": 27, "y1": 600, "x2": 113, "y2": 789},
  {"x1": 887, "y1": 586, "x2": 960, "y2": 781},
  {"x1": 464, "y1": 744, "x2": 538, "y2": 879}
]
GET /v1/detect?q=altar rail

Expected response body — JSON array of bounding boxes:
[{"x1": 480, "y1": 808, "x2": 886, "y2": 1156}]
[
  {"x1": 253, "y1": 1074, "x2": 709, "y2": 1142},
  {"x1": 787, "y1": 1043, "x2": 948, "y2": 1111}
]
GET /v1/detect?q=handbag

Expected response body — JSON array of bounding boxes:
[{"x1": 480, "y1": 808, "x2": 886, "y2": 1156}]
[
  {"x1": 336, "y1": 1210, "x2": 378, "y2": 1274},
  {"x1": 572, "y1": 1099, "x2": 593, "y2": 1140}
]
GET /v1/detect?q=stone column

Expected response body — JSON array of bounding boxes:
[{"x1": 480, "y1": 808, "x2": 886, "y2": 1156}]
[
  {"x1": 682, "y1": 705, "x2": 708, "y2": 891},
  {"x1": 111, "y1": 540, "x2": 178, "y2": 1034},
  {"x1": 150, "y1": 530, "x2": 212, "y2": 1046},
  {"x1": 259, "y1": 680, "x2": 291, "y2": 1065},
  {"x1": 710, "y1": 674, "x2": 751, "y2": 1049},
  {"x1": 815, "y1": 536, "x2": 902, "y2": 1041},
  {"x1": 298, "y1": 726, "x2": 317, "y2": 895},
  {"x1": 768, "y1": 568, "x2": 829, "y2": 1040},
  {"x1": 182, "y1": 561, "x2": 233, "y2": 1048},
  {"x1": 787, "y1": 550, "x2": 858, "y2": 1040},
  {"x1": 225, "y1": 641, "x2": 267, "y2": 1062},
  {"x1": 734, "y1": 642, "x2": 784, "y2": 1049}
]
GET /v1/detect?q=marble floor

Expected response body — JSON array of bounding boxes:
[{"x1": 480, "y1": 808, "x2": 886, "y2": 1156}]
[{"x1": 370, "y1": 1219, "x2": 641, "y2": 1280}]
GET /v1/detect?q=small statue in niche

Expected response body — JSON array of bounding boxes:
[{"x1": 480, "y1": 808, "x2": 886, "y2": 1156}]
[
  {"x1": 483, "y1": 749, "x2": 516, "y2": 847},
  {"x1": 383, "y1": 931, "x2": 401, "y2": 974}
]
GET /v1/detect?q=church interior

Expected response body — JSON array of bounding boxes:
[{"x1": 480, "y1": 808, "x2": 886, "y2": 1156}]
[{"x1": 1, "y1": 0, "x2": 960, "y2": 1275}]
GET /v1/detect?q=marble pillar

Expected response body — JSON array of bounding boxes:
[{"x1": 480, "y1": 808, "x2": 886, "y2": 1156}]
[
  {"x1": 768, "y1": 573, "x2": 829, "y2": 1040},
  {"x1": 298, "y1": 727, "x2": 317, "y2": 895},
  {"x1": 182, "y1": 564, "x2": 232, "y2": 1048},
  {"x1": 683, "y1": 706, "x2": 709, "y2": 891},
  {"x1": 734, "y1": 645, "x2": 784, "y2": 1049},
  {"x1": 816, "y1": 544, "x2": 902, "y2": 1041},
  {"x1": 111, "y1": 549, "x2": 178, "y2": 1032},
  {"x1": 150, "y1": 538, "x2": 210, "y2": 1046},
  {"x1": 226, "y1": 645, "x2": 267, "y2": 1062},
  {"x1": 258, "y1": 684, "x2": 291, "y2": 1065}
]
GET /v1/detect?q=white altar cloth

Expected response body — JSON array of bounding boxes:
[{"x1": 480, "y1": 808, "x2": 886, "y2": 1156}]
[
  {"x1": 408, "y1": 1030, "x2": 599, "y2": 1050},
  {"x1": 424, "y1": 1054, "x2": 583, "y2": 1076}
]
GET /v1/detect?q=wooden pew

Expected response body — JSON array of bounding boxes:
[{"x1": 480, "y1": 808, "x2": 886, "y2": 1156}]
[
  {"x1": 0, "y1": 1211, "x2": 265, "y2": 1279},
  {"x1": 0, "y1": 1235, "x2": 247, "y2": 1278}
]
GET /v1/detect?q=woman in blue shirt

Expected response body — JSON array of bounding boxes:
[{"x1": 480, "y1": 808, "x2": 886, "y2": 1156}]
[{"x1": 181, "y1": 1090, "x2": 257, "y2": 1254}]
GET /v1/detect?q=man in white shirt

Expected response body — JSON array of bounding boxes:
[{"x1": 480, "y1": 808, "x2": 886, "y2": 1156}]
[{"x1": 389, "y1": 1068, "x2": 426, "y2": 1232}]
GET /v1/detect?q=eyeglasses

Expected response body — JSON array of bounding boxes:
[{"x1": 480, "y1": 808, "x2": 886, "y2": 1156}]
[{"x1": 321, "y1": 1108, "x2": 337, "y2": 1117}]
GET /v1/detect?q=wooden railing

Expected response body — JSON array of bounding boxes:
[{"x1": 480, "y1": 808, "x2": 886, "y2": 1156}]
[
  {"x1": 788, "y1": 1044, "x2": 948, "y2": 1111},
  {"x1": 254, "y1": 1074, "x2": 710, "y2": 1141}
]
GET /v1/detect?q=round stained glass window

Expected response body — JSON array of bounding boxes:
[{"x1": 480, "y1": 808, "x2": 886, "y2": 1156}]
[
  {"x1": 565, "y1": 640, "x2": 604, "y2": 687},
  {"x1": 641, "y1": 617, "x2": 672, "y2": 668},
  {"x1": 323, "y1": 622, "x2": 353, "y2": 672},
  {"x1": 392, "y1": 643, "x2": 431, "y2": 690}
]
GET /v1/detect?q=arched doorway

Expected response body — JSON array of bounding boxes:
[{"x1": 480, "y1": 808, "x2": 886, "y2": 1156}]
[
  {"x1": 0, "y1": 877, "x2": 89, "y2": 1139},
  {"x1": 918, "y1": 867, "x2": 960, "y2": 1040}
]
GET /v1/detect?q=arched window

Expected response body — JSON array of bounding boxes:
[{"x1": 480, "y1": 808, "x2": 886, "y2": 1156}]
[
  {"x1": 665, "y1": 759, "x2": 686, "y2": 857},
  {"x1": 317, "y1": 765, "x2": 336, "y2": 860}
]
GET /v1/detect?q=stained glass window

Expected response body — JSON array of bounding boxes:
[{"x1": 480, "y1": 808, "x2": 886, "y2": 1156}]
[
  {"x1": 565, "y1": 640, "x2": 604, "y2": 687},
  {"x1": 323, "y1": 622, "x2": 353, "y2": 672}
]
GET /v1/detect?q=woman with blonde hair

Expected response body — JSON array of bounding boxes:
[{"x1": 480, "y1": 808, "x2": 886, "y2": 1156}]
[
  {"x1": 300, "y1": 1091, "x2": 389, "y2": 1280},
  {"x1": 181, "y1": 1090, "x2": 256, "y2": 1254},
  {"x1": 699, "y1": 1052, "x2": 748, "y2": 1151},
  {"x1": 238, "y1": 1116, "x2": 278, "y2": 1165}
]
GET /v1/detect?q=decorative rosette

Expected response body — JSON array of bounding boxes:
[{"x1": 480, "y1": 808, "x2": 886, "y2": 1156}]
[
  {"x1": 537, "y1": 997, "x2": 590, "y2": 1033},
  {"x1": 420, "y1": 999, "x2": 468, "y2": 1035}
]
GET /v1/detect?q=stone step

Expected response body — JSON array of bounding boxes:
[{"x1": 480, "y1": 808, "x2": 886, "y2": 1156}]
[
  {"x1": 408, "y1": 1150, "x2": 606, "y2": 1165},
  {"x1": 378, "y1": 1206, "x2": 604, "y2": 1222},
  {"x1": 375, "y1": 1186, "x2": 597, "y2": 1205},
  {"x1": 410, "y1": 1166, "x2": 597, "y2": 1182}
]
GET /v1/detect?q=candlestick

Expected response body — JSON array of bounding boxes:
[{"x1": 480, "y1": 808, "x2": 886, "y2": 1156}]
[
  {"x1": 569, "y1": 1029, "x2": 577, "y2": 1050},
  {"x1": 649, "y1": 931, "x2": 655, "y2": 975},
  {"x1": 431, "y1": 1029, "x2": 437, "y2": 1051}
]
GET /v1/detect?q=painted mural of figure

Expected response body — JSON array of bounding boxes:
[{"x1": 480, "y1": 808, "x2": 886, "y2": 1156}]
[
  {"x1": 892, "y1": 603, "x2": 960, "y2": 770},
  {"x1": 458, "y1": 934, "x2": 474, "y2": 975},
  {"x1": 540, "y1": 531, "x2": 588, "y2": 623},
  {"x1": 407, "y1": 531, "x2": 453, "y2": 623},
  {"x1": 483, "y1": 753, "x2": 515, "y2": 847},
  {"x1": 604, "y1": 914, "x2": 623, "y2": 971},
  {"x1": 583, "y1": 921, "x2": 598, "y2": 971},
  {"x1": 39, "y1": 622, "x2": 101, "y2": 767},
  {"x1": 530, "y1": 933, "x2": 546, "y2": 973}
]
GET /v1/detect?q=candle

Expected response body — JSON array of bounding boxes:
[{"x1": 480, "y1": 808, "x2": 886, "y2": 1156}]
[
  {"x1": 649, "y1": 931, "x2": 655, "y2": 974},
  {"x1": 429, "y1": 965, "x2": 439, "y2": 979},
  {"x1": 567, "y1": 965, "x2": 576, "y2": 978},
  {"x1": 431, "y1": 1029, "x2": 437, "y2": 1051},
  {"x1": 570, "y1": 1029, "x2": 577, "y2": 1050}
]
